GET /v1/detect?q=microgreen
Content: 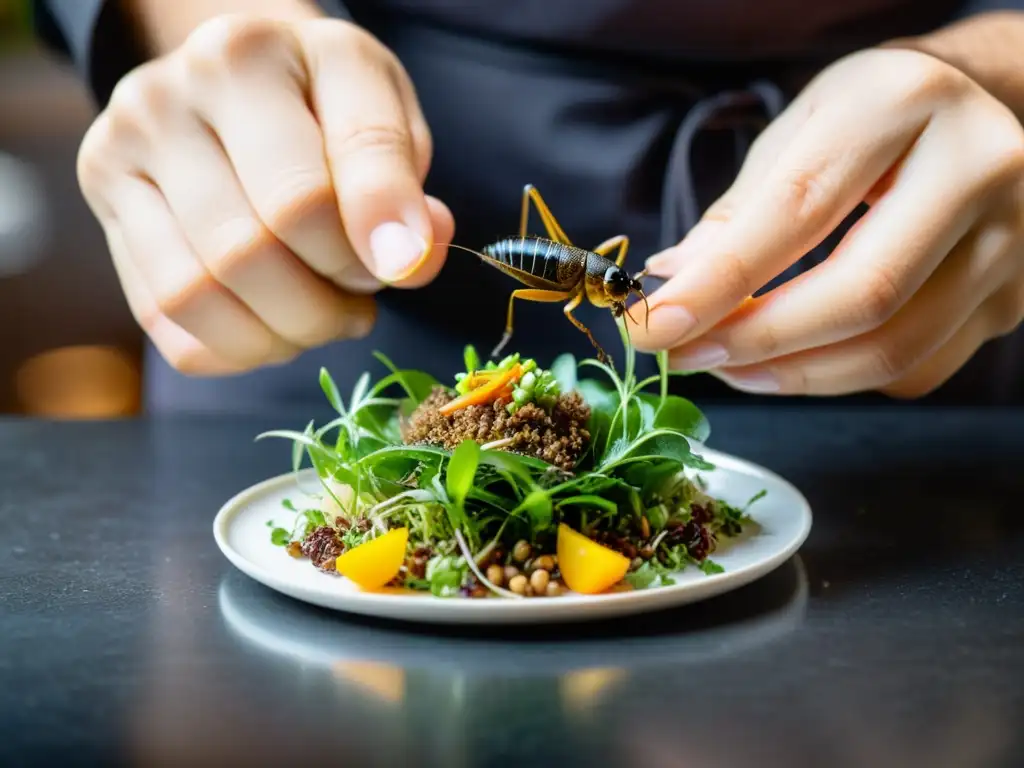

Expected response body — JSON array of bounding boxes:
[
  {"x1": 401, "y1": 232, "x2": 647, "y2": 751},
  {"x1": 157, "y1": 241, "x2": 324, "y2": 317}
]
[{"x1": 257, "y1": 316, "x2": 759, "y2": 596}]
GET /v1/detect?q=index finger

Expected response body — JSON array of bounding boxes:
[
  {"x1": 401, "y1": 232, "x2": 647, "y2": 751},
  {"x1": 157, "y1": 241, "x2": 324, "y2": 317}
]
[
  {"x1": 630, "y1": 97, "x2": 930, "y2": 351},
  {"x1": 300, "y1": 22, "x2": 442, "y2": 285}
]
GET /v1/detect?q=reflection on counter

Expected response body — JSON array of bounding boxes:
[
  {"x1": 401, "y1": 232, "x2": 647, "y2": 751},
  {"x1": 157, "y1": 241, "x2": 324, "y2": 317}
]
[{"x1": 214, "y1": 556, "x2": 808, "y2": 764}]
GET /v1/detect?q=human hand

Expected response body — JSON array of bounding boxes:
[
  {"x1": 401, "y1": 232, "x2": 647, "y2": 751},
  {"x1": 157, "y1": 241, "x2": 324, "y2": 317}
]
[
  {"x1": 77, "y1": 13, "x2": 453, "y2": 375},
  {"x1": 631, "y1": 47, "x2": 1024, "y2": 397}
]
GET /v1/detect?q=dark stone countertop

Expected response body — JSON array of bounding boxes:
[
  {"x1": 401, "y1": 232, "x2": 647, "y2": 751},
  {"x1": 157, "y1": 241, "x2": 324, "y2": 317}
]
[{"x1": 1, "y1": 406, "x2": 1023, "y2": 767}]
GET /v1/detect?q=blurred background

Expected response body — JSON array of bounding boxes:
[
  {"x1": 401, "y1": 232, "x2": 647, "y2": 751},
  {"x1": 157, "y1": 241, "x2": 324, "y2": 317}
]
[{"x1": 0, "y1": 0, "x2": 142, "y2": 418}]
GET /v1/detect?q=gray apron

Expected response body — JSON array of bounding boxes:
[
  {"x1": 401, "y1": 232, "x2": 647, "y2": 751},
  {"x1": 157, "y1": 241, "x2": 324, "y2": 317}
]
[{"x1": 34, "y1": 0, "x2": 1024, "y2": 411}]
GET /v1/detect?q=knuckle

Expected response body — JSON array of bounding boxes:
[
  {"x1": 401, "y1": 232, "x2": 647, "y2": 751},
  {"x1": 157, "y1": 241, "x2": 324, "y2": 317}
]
[
  {"x1": 854, "y1": 264, "x2": 905, "y2": 329},
  {"x1": 261, "y1": 179, "x2": 337, "y2": 235},
  {"x1": 332, "y1": 124, "x2": 413, "y2": 163},
  {"x1": 895, "y1": 57, "x2": 970, "y2": 108},
  {"x1": 304, "y1": 18, "x2": 385, "y2": 60},
  {"x1": 714, "y1": 250, "x2": 759, "y2": 303},
  {"x1": 153, "y1": 271, "x2": 218, "y2": 325},
  {"x1": 751, "y1": 320, "x2": 782, "y2": 359},
  {"x1": 183, "y1": 14, "x2": 290, "y2": 75},
  {"x1": 777, "y1": 165, "x2": 831, "y2": 229},
  {"x1": 76, "y1": 116, "x2": 117, "y2": 191},
  {"x1": 868, "y1": 342, "x2": 911, "y2": 385},
  {"x1": 106, "y1": 62, "x2": 175, "y2": 127}
]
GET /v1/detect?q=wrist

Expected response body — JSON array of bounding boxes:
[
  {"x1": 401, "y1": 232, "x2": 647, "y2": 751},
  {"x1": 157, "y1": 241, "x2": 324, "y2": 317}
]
[
  {"x1": 119, "y1": 0, "x2": 326, "y2": 57},
  {"x1": 881, "y1": 11, "x2": 1024, "y2": 119}
]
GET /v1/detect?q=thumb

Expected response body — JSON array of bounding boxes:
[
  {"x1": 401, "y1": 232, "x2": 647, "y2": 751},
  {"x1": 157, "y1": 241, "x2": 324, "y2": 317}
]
[{"x1": 301, "y1": 22, "x2": 444, "y2": 285}]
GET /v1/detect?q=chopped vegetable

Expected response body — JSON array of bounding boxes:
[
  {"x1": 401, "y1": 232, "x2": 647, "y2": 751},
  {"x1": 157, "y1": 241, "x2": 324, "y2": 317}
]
[
  {"x1": 439, "y1": 364, "x2": 522, "y2": 415},
  {"x1": 556, "y1": 523, "x2": 631, "y2": 595},
  {"x1": 258, "y1": 322, "x2": 762, "y2": 600},
  {"x1": 335, "y1": 527, "x2": 409, "y2": 590}
]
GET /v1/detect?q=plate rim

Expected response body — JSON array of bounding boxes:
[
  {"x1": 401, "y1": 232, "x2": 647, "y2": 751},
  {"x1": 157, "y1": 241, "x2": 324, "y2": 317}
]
[{"x1": 212, "y1": 447, "x2": 812, "y2": 624}]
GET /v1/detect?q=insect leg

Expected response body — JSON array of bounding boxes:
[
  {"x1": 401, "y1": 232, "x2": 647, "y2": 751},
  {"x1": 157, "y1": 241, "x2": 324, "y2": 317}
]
[
  {"x1": 520, "y1": 184, "x2": 572, "y2": 245},
  {"x1": 563, "y1": 291, "x2": 611, "y2": 364},
  {"x1": 491, "y1": 288, "x2": 571, "y2": 359},
  {"x1": 592, "y1": 234, "x2": 630, "y2": 267}
]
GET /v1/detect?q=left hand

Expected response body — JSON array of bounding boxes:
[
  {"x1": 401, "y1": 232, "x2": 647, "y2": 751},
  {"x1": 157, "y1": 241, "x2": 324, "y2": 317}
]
[{"x1": 630, "y1": 47, "x2": 1024, "y2": 397}]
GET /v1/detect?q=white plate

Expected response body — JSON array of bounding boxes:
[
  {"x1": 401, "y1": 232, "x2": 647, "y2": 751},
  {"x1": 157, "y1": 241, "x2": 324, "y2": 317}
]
[{"x1": 213, "y1": 449, "x2": 812, "y2": 625}]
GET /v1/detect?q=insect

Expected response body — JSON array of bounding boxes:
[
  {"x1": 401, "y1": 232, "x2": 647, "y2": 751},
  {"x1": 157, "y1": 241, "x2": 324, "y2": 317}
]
[{"x1": 448, "y1": 184, "x2": 650, "y2": 364}]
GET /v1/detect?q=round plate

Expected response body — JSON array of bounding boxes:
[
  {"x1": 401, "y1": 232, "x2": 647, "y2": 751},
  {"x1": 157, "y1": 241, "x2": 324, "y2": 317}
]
[{"x1": 213, "y1": 449, "x2": 812, "y2": 625}]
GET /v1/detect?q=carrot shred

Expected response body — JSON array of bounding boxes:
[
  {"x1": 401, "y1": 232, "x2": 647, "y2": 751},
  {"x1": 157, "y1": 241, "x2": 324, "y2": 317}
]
[{"x1": 440, "y1": 364, "x2": 522, "y2": 415}]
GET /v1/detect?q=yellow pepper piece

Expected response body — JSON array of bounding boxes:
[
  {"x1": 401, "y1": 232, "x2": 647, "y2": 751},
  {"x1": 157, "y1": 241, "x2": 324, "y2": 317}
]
[
  {"x1": 556, "y1": 523, "x2": 631, "y2": 595},
  {"x1": 335, "y1": 527, "x2": 409, "y2": 590}
]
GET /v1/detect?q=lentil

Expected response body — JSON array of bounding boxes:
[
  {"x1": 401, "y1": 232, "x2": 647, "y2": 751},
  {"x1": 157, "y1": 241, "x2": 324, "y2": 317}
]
[
  {"x1": 512, "y1": 540, "x2": 531, "y2": 563},
  {"x1": 486, "y1": 564, "x2": 505, "y2": 587},
  {"x1": 508, "y1": 574, "x2": 528, "y2": 595},
  {"x1": 530, "y1": 568, "x2": 550, "y2": 594},
  {"x1": 533, "y1": 555, "x2": 555, "y2": 572}
]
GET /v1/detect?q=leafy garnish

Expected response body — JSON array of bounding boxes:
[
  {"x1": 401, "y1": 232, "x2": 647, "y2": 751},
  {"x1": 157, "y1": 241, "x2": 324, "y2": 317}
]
[{"x1": 258, "y1": 316, "x2": 759, "y2": 596}]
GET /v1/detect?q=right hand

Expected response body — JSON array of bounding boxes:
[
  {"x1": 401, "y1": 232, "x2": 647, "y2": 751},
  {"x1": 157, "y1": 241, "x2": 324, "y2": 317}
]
[{"x1": 77, "y1": 13, "x2": 454, "y2": 375}]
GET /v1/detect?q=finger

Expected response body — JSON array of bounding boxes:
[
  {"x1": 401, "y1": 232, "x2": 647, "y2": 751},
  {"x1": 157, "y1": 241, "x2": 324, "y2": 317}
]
[
  {"x1": 299, "y1": 21, "x2": 437, "y2": 285},
  {"x1": 109, "y1": 174, "x2": 299, "y2": 368},
  {"x1": 646, "y1": 90, "x2": 815, "y2": 275},
  {"x1": 180, "y1": 26, "x2": 382, "y2": 294},
  {"x1": 103, "y1": 223, "x2": 248, "y2": 377},
  {"x1": 880, "y1": 278, "x2": 1024, "y2": 398},
  {"x1": 665, "y1": 124, "x2": 985, "y2": 370},
  {"x1": 632, "y1": 90, "x2": 932, "y2": 352},
  {"x1": 143, "y1": 114, "x2": 377, "y2": 347},
  {"x1": 706, "y1": 219, "x2": 1016, "y2": 395}
]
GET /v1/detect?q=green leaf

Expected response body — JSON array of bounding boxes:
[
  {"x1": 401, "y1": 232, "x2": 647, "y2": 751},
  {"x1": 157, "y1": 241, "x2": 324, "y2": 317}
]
[
  {"x1": 446, "y1": 439, "x2": 481, "y2": 512},
  {"x1": 638, "y1": 393, "x2": 710, "y2": 443},
  {"x1": 549, "y1": 353, "x2": 577, "y2": 393},
  {"x1": 464, "y1": 345, "x2": 481, "y2": 373},
  {"x1": 349, "y1": 371, "x2": 371, "y2": 410},
  {"x1": 319, "y1": 367, "x2": 345, "y2": 414},
  {"x1": 625, "y1": 561, "x2": 659, "y2": 589},
  {"x1": 519, "y1": 489, "x2": 553, "y2": 530},
  {"x1": 554, "y1": 494, "x2": 619, "y2": 515},
  {"x1": 700, "y1": 559, "x2": 724, "y2": 575},
  {"x1": 270, "y1": 527, "x2": 290, "y2": 546},
  {"x1": 371, "y1": 352, "x2": 442, "y2": 404},
  {"x1": 600, "y1": 429, "x2": 694, "y2": 472}
]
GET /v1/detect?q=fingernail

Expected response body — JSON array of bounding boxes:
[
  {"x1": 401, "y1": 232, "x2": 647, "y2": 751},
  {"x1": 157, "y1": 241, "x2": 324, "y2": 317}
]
[
  {"x1": 669, "y1": 342, "x2": 729, "y2": 371},
  {"x1": 715, "y1": 368, "x2": 780, "y2": 393},
  {"x1": 639, "y1": 304, "x2": 698, "y2": 348},
  {"x1": 369, "y1": 222, "x2": 429, "y2": 282}
]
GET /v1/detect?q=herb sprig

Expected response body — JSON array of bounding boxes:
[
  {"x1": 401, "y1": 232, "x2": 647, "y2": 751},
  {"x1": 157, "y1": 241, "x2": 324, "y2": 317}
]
[{"x1": 256, "y1": 319, "x2": 762, "y2": 595}]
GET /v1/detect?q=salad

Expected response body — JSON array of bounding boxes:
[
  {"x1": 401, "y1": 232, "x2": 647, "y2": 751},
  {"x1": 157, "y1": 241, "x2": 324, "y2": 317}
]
[{"x1": 260, "y1": 322, "x2": 764, "y2": 599}]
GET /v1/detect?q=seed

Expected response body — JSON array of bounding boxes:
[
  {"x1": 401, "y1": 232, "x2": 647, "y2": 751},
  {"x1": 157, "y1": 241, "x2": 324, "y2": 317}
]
[
  {"x1": 640, "y1": 516, "x2": 651, "y2": 539},
  {"x1": 639, "y1": 545, "x2": 654, "y2": 560},
  {"x1": 530, "y1": 568, "x2": 550, "y2": 594},
  {"x1": 533, "y1": 555, "x2": 555, "y2": 572},
  {"x1": 508, "y1": 574, "x2": 528, "y2": 595},
  {"x1": 504, "y1": 565, "x2": 520, "y2": 582},
  {"x1": 486, "y1": 564, "x2": 505, "y2": 587},
  {"x1": 470, "y1": 585, "x2": 488, "y2": 598},
  {"x1": 546, "y1": 581, "x2": 563, "y2": 597},
  {"x1": 513, "y1": 540, "x2": 531, "y2": 562}
]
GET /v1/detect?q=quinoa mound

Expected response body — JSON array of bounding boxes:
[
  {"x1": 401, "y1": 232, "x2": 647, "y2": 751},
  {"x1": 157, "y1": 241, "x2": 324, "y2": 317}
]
[{"x1": 401, "y1": 388, "x2": 591, "y2": 472}]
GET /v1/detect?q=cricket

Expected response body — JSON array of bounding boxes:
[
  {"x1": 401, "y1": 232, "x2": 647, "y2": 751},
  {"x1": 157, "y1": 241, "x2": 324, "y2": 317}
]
[{"x1": 448, "y1": 184, "x2": 650, "y2": 364}]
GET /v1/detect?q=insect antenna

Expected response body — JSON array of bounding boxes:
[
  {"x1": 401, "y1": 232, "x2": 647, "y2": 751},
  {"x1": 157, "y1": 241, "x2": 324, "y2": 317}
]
[{"x1": 439, "y1": 242, "x2": 490, "y2": 261}]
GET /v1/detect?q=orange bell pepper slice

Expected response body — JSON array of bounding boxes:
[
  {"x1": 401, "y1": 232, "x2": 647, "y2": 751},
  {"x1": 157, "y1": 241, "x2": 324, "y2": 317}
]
[
  {"x1": 335, "y1": 527, "x2": 409, "y2": 590},
  {"x1": 439, "y1": 364, "x2": 522, "y2": 415},
  {"x1": 556, "y1": 523, "x2": 631, "y2": 595}
]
